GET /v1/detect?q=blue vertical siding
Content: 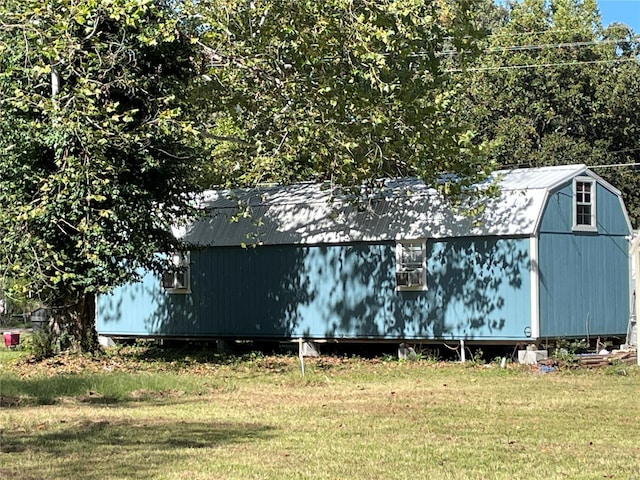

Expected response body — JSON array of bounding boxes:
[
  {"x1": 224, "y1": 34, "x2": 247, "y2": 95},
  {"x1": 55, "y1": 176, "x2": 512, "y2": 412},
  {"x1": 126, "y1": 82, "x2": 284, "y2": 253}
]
[
  {"x1": 97, "y1": 271, "x2": 199, "y2": 336},
  {"x1": 540, "y1": 182, "x2": 629, "y2": 235},
  {"x1": 537, "y1": 181, "x2": 630, "y2": 338},
  {"x1": 98, "y1": 237, "x2": 532, "y2": 341},
  {"x1": 537, "y1": 233, "x2": 629, "y2": 338}
]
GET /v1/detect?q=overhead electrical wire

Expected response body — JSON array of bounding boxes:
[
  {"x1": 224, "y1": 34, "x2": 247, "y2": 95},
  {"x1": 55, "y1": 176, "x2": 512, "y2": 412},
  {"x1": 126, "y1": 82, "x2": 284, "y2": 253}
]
[
  {"x1": 422, "y1": 33, "x2": 640, "y2": 71},
  {"x1": 485, "y1": 28, "x2": 607, "y2": 38},
  {"x1": 443, "y1": 27, "x2": 635, "y2": 41},
  {"x1": 437, "y1": 38, "x2": 635, "y2": 56},
  {"x1": 500, "y1": 162, "x2": 640, "y2": 171},
  {"x1": 590, "y1": 162, "x2": 640, "y2": 169},
  {"x1": 437, "y1": 31, "x2": 640, "y2": 170},
  {"x1": 436, "y1": 35, "x2": 639, "y2": 72},
  {"x1": 500, "y1": 152, "x2": 640, "y2": 171},
  {"x1": 445, "y1": 56, "x2": 637, "y2": 72}
]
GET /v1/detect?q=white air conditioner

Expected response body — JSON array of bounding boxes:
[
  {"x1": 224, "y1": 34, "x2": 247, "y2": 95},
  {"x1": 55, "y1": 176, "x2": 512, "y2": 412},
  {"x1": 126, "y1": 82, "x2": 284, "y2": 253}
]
[
  {"x1": 174, "y1": 271, "x2": 188, "y2": 289},
  {"x1": 396, "y1": 269, "x2": 424, "y2": 288},
  {"x1": 162, "y1": 270, "x2": 188, "y2": 290},
  {"x1": 162, "y1": 272, "x2": 176, "y2": 289}
]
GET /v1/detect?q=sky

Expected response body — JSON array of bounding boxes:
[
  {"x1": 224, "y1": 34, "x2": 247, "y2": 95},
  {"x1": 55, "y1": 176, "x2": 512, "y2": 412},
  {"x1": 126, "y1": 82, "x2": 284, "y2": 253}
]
[{"x1": 597, "y1": 0, "x2": 640, "y2": 32}]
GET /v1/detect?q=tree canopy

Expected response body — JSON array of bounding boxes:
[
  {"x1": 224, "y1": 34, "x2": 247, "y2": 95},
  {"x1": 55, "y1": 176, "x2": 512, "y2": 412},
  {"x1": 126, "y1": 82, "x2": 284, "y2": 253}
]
[
  {"x1": 453, "y1": 0, "x2": 640, "y2": 226},
  {"x1": 191, "y1": 0, "x2": 491, "y2": 192},
  {"x1": 3, "y1": 0, "x2": 637, "y2": 353},
  {"x1": 0, "y1": 0, "x2": 202, "y2": 348},
  {"x1": 0, "y1": 0, "x2": 492, "y2": 351}
]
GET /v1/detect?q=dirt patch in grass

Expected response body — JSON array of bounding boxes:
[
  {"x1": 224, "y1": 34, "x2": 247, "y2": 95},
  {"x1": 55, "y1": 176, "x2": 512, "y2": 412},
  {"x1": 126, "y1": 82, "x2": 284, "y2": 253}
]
[
  {"x1": 128, "y1": 388, "x2": 186, "y2": 400},
  {"x1": 0, "y1": 395, "x2": 23, "y2": 407}
]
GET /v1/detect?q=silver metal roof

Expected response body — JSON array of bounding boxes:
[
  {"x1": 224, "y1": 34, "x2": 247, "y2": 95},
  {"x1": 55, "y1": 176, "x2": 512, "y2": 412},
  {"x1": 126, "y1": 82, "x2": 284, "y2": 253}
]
[{"x1": 182, "y1": 164, "x2": 612, "y2": 246}]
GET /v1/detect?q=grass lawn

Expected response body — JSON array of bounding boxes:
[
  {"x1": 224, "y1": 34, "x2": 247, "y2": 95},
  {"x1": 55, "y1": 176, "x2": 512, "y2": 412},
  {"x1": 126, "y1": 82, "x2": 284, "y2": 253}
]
[{"x1": 1, "y1": 345, "x2": 639, "y2": 480}]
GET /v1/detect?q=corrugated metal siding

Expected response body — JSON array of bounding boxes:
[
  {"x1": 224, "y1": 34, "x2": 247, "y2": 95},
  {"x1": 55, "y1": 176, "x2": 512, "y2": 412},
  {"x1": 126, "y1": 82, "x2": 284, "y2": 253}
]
[
  {"x1": 98, "y1": 237, "x2": 533, "y2": 341},
  {"x1": 538, "y1": 233, "x2": 629, "y2": 338}
]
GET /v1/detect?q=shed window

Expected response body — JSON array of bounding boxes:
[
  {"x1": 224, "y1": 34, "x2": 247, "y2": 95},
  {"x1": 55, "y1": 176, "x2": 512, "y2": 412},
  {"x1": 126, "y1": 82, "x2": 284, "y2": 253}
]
[
  {"x1": 162, "y1": 252, "x2": 191, "y2": 293},
  {"x1": 573, "y1": 177, "x2": 596, "y2": 232},
  {"x1": 395, "y1": 240, "x2": 427, "y2": 291}
]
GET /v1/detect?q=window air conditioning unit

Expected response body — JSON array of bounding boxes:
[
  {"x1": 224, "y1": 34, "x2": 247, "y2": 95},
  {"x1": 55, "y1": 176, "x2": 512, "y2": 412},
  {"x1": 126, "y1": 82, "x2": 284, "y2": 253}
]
[
  {"x1": 162, "y1": 272, "x2": 176, "y2": 289},
  {"x1": 396, "y1": 269, "x2": 424, "y2": 288},
  {"x1": 174, "y1": 271, "x2": 188, "y2": 289},
  {"x1": 162, "y1": 270, "x2": 188, "y2": 290}
]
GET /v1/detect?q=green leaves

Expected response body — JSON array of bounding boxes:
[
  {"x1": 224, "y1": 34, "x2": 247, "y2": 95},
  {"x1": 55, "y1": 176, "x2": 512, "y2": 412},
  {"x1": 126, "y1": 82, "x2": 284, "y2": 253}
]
[
  {"x1": 192, "y1": 0, "x2": 488, "y2": 191},
  {"x1": 0, "y1": 0, "x2": 501, "y2": 348},
  {"x1": 451, "y1": 0, "x2": 640, "y2": 226},
  {"x1": 0, "y1": 0, "x2": 201, "y2": 312}
]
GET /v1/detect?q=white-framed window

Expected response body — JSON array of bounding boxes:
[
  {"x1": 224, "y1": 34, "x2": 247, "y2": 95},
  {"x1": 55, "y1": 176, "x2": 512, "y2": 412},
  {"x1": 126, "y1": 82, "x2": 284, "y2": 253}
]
[
  {"x1": 573, "y1": 177, "x2": 597, "y2": 232},
  {"x1": 395, "y1": 240, "x2": 427, "y2": 291},
  {"x1": 162, "y1": 252, "x2": 191, "y2": 293}
]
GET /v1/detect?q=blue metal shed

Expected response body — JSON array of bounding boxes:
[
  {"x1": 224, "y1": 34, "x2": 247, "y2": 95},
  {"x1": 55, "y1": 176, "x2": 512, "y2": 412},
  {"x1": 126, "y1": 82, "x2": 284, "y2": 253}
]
[{"x1": 97, "y1": 165, "x2": 632, "y2": 344}]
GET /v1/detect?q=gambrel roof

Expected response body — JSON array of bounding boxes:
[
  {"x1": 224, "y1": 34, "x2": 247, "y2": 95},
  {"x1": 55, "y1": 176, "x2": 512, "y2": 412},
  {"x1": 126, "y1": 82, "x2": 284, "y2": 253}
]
[{"x1": 182, "y1": 164, "x2": 628, "y2": 246}]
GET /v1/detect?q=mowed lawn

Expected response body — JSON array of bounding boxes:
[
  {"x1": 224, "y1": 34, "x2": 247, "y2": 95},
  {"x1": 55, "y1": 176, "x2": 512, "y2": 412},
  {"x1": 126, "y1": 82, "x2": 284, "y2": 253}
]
[{"x1": 1, "y1": 347, "x2": 639, "y2": 480}]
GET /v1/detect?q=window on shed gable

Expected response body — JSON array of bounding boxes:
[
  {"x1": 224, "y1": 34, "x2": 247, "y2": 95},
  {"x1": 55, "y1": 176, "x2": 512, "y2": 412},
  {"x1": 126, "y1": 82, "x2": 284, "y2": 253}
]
[
  {"x1": 573, "y1": 177, "x2": 597, "y2": 232},
  {"x1": 162, "y1": 252, "x2": 191, "y2": 293},
  {"x1": 395, "y1": 240, "x2": 427, "y2": 291}
]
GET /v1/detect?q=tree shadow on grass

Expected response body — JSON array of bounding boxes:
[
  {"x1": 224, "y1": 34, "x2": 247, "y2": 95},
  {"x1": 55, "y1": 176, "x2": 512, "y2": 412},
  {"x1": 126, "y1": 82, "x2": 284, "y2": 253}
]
[
  {"x1": 0, "y1": 418, "x2": 274, "y2": 480},
  {"x1": 116, "y1": 344, "x2": 262, "y2": 364},
  {"x1": 0, "y1": 373, "x2": 218, "y2": 408}
]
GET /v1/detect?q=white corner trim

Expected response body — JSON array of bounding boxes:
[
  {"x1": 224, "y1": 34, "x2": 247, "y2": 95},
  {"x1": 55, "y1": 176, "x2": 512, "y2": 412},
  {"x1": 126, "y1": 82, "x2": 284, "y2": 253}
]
[
  {"x1": 530, "y1": 236, "x2": 540, "y2": 339},
  {"x1": 618, "y1": 195, "x2": 633, "y2": 235},
  {"x1": 532, "y1": 190, "x2": 550, "y2": 236}
]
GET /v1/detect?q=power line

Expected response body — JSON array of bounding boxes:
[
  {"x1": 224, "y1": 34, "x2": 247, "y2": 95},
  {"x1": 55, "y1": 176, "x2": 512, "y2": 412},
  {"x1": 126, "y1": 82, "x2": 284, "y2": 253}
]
[
  {"x1": 443, "y1": 26, "x2": 638, "y2": 42},
  {"x1": 600, "y1": 147, "x2": 640, "y2": 156},
  {"x1": 442, "y1": 28, "x2": 591, "y2": 41},
  {"x1": 437, "y1": 38, "x2": 635, "y2": 56},
  {"x1": 497, "y1": 146, "x2": 640, "y2": 170},
  {"x1": 500, "y1": 161, "x2": 640, "y2": 171},
  {"x1": 500, "y1": 154, "x2": 640, "y2": 171},
  {"x1": 446, "y1": 56, "x2": 637, "y2": 72},
  {"x1": 485, "y1": 28, "x2": 592, "y2": 38},
  {"x1": 589, "y1": 162, "x2": 640, "y2": 169}
]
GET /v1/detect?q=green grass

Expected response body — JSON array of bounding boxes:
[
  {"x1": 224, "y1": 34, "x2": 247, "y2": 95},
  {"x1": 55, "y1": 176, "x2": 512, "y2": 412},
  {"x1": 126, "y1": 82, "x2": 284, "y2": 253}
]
[
  {"x1": 0, "y1": 349, "x2": 27, "y2": 364},
  {"x1": 1, "y1": 350, "x2": 640, "y2": 480}
]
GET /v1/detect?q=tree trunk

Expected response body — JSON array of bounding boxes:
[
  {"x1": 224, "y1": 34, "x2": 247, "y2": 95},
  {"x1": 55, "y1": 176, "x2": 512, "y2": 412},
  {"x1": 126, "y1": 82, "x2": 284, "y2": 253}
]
[{"x1": 52, "y1": 293, "x2": 100, "y2": 353}]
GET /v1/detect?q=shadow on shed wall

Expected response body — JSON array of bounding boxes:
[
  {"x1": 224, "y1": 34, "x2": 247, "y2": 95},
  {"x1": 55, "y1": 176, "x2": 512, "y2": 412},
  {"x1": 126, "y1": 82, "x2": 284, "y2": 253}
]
[{"x1": 99, "y1": 236, "x2": 531, "y2": 341}]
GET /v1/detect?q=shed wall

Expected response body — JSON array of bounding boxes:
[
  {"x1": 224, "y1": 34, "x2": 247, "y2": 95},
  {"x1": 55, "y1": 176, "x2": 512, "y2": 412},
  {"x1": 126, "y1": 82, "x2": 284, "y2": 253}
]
[
  {"x1": 634, "y1": 236, "x2": 639, "y2": 324},
  {"x1": 539, "y1": 183, "x2": 629, "y2": 235},
  {"x1": 537, "y1": 182, "x2": 630, "y2": 338},
  {"x1": 537, "y1": 233, "x2": 629, "y2": 338},
  {"x1": 97, "y1": 237, "x2": 533, "y2": 341}
]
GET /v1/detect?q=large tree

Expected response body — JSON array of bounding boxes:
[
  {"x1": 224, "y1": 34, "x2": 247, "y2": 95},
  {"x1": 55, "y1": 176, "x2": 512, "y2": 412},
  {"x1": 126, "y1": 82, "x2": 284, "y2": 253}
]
[
  {"x1": 0, "y1": 0, "x2": 494, "y2": 352},
  {"x1": 454, "y1": 0, "x2": 640, "y2": 226},
  {"x1": 0, "y1": 0, "x2": 202, "y2": 350},
  {"x1": 191, "y1": 0, "x2": 491, "y2": 193}
]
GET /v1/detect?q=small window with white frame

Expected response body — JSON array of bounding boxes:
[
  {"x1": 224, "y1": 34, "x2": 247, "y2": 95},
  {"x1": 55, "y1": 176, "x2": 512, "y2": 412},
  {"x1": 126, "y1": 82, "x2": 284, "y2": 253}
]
[
  {"x1": 395, "y1": 240, "x2": 427, "y2": 291},
  {"x1": 162, "y1": 252, "x2": 191, "y2": 293},
  {"x1": 573, "y1": 177, "x2": 597, "y2": 232}
]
